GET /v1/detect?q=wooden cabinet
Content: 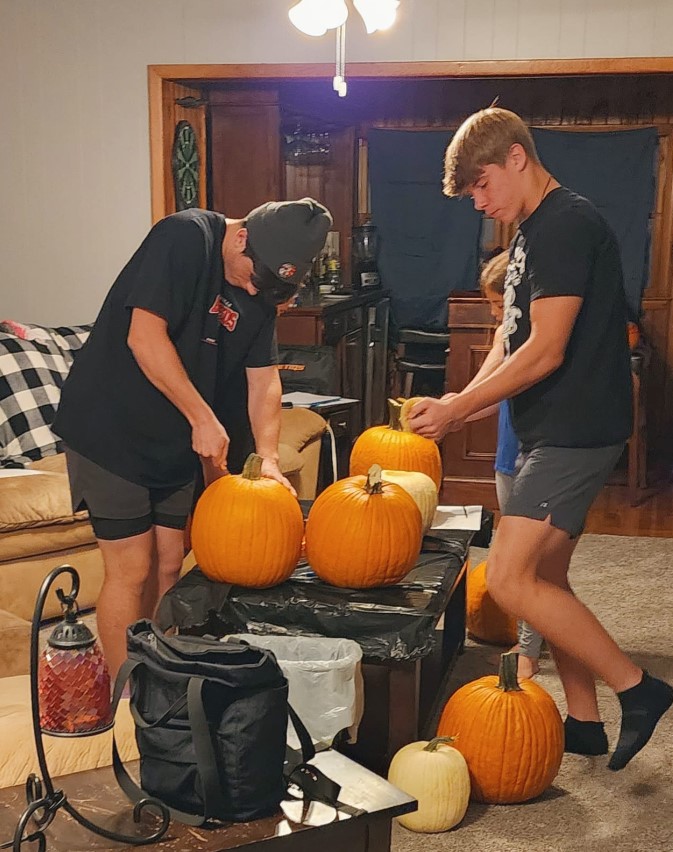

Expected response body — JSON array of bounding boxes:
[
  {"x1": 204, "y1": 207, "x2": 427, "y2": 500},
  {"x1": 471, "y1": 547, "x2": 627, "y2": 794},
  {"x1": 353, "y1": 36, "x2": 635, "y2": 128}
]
[{"x1": 441, "y1": 293, "x2": 499, "y2": 509}]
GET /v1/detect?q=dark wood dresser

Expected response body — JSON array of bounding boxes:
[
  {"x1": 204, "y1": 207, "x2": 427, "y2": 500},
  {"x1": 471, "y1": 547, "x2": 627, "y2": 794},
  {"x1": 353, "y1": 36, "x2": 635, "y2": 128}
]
[{"x1": 441, "y1": 292, "x2": 499, "y2": 510}]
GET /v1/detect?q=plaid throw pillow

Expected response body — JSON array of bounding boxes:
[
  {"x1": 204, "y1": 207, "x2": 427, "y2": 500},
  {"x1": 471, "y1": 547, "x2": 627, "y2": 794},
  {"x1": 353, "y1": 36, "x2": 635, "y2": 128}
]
[
  {"x1": 0, "y1": 320, "x2": 92, "y2": 352},
  {"x1": 0, "y1": 333, "x2": 74, "y2": 467}
]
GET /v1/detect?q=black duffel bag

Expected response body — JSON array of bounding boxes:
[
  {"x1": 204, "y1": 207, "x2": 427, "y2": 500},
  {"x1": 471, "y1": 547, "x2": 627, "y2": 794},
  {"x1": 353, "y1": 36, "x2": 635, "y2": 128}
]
[
  {"x1": 277, "y1": 344, "x2": 338, "y2": 395},
  {"x1": 112, "y1": 620, "x2": 325, "y2": 825}
]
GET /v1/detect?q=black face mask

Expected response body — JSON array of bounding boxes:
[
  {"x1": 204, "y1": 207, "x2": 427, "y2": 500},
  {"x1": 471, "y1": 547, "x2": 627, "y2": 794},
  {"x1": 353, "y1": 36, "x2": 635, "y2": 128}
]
[
  {"x1": 243, "y1": 240, "x2": 298, "y2": 306},
  {"x1": 251, "y1": 265, "x2": 298, "y2": 307}
]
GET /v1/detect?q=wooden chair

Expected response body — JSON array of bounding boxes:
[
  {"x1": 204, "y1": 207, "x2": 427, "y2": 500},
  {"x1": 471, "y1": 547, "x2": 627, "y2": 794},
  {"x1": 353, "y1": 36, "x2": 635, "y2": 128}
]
[{"x1": 393, "y1": 328, "x2": 450, "y2": 398}]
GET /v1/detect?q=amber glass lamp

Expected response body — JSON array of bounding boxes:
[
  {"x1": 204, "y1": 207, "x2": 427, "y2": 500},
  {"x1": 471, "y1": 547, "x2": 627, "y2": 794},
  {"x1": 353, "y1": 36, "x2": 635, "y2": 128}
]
[{"x1": 1, "y1": 565, "x2": 169, "y2": 850}]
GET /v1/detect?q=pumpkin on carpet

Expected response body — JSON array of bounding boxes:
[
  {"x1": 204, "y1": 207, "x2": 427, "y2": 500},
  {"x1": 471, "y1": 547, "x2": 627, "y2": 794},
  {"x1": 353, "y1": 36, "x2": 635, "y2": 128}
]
[
  {"x1": 349, "y1": 399, "x2": 442, "y2": 489},
  {"x1": 381, "y1": 469, "x2": 438, "y2": 533},
  {"x1": 191, "y1": 453, "x2": 304, "y2": 588},
  {"x1": 305, "y1": 463, "x2": 423, "y2": 588},
  {"x1": 387, "y1": 736, "x2": 470, "y2": 833},
  {"x1": 466, "y1": 560, "x2": 519, "y2": 646},
  {"x1": 437, "y1": 651, "x2": 564, "y2": 804}
]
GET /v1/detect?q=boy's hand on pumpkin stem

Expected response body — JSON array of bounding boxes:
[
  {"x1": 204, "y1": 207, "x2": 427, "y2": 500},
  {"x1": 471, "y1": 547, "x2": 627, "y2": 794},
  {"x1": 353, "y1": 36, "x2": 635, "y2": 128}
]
[
  {"x1": 407, "y1": 396, "x2": 467, "y2": 441},
  {"x1": 261, "y1": 457, "x2": 297, "y2": 498}
]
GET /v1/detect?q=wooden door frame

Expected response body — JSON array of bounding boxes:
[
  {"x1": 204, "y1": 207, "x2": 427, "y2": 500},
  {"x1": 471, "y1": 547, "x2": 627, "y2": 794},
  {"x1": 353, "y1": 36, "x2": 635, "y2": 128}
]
[{"x1": 147, "y1": 57, "x2": 673, "y2": 221}]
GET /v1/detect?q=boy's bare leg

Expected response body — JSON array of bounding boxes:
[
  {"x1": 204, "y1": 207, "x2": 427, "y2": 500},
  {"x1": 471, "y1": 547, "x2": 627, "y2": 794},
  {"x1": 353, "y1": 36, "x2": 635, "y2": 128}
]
[
  {"x1": 96, "y1": 530, "x2": 154, "y2": 680},
  {"x1": 152, "y1": 525, "x2": 187, "y2": 613},
  {"x1": 488, "y1": 516, "x2": 673, "y2": 768},
  {"x1": 535, "y1": 534, "x2": 601, "y2": 721},
  {"x1": 486, "y1": 516, "x2": 642, "y2": 692}
]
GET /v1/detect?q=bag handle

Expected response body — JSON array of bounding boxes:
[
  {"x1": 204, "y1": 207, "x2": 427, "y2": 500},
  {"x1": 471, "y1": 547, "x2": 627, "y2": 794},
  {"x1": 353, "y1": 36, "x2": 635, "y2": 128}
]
[
  {"x1": 284, "y1": 705, "x2": 365, "y2": 818},
  {"x1": 111, "y1": 660, "x2": 208, "y2": 826}
]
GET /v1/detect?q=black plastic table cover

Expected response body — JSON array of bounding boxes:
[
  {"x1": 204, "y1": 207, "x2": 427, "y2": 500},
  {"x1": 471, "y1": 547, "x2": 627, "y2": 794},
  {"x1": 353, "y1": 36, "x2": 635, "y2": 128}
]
[{"x1": 156, "y1": 512, "x2": 492, "y2": 662}]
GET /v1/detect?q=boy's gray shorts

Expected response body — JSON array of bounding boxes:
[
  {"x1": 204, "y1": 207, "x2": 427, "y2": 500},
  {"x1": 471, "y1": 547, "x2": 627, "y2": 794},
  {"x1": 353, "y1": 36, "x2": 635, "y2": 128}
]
[{"x1": 501, "y1": 444, "x2": 625, "y2": 539}]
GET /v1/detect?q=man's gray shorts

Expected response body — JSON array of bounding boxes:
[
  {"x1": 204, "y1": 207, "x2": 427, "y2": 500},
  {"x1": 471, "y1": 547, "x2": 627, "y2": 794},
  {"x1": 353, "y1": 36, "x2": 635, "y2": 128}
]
[
  {"x1": 64, "y1": 447, "x2": 194, "y2": 540},
  {"x1": 502, "y1": 444, "x2": 625, "y2": 539}
]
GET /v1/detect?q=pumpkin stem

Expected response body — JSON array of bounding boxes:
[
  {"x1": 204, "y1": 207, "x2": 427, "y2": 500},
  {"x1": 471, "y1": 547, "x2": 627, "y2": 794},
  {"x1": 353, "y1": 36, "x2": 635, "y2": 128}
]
[
  {"x1": 241, "y1": 453, "x2": 264, "y2": 481},
  {"x1": 387, "y1": 399, "x2": 404, "y2": 432},
  {"x1": 365, "y1": 464, "x2": 385, "y2": 494},
  {"x1": 497, "y1": 651, "x2": 523, "y2": 692},
  {"x1": 424, "y1": 736, "x2": 456, "y2": 752}
]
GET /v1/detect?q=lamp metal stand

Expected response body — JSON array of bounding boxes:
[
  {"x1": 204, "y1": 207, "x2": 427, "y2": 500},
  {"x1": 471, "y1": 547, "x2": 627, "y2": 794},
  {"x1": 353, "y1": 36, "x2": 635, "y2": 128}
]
[{"x1": 0, "y1": 564, "x2": 170, "y2": 851}]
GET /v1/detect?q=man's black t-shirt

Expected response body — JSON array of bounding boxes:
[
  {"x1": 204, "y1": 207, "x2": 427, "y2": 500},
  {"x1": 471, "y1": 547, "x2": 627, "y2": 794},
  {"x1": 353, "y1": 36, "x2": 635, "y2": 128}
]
[
  {"x1": 503, "y1": 187, "x2": 632, "y2": 451},
  {"x1": 53, "y1": 209, "x2": 277, "y2": 488}
]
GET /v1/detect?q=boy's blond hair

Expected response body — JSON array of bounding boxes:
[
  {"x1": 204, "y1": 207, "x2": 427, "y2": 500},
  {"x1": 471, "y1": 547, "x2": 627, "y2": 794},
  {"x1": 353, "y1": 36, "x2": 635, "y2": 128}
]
[
  {"x1": 443, "y1": 107, "x2": 540, "y2": 197},
  {"x1": 480, "y1": 250, "x2": 510, "y2": 297}
]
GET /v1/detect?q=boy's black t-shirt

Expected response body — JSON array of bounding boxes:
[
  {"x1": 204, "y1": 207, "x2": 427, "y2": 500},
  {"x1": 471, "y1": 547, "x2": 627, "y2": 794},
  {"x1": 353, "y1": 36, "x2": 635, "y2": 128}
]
[
  {"x1": 503, "y1": 187, "x2": 632, "y2": 451},
  {"x1": 53, "y1": 209, "x2": 277, "y2": 489}
]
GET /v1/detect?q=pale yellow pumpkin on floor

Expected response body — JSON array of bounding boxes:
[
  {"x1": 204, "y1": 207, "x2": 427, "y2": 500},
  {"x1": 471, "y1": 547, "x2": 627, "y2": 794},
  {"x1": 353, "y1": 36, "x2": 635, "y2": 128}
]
[
  {"x1": 388, "y1": 737, "x2": 470, "y2": 833},
  {"x1": 381, "y1": 469, "x2": 438, "y2": 533}
]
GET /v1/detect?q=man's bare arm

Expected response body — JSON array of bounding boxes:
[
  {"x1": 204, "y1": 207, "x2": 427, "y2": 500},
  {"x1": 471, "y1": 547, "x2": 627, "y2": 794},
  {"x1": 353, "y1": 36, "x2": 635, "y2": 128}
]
[{"x1": 127, "y1": 308, "x2": 228, "y2": 469}]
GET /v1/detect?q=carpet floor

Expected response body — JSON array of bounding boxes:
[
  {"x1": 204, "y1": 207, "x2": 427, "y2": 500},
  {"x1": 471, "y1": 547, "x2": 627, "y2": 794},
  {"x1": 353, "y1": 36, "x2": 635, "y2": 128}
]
[{"x1": 392, "y1": 534, "x2": 673, "y2": 852}]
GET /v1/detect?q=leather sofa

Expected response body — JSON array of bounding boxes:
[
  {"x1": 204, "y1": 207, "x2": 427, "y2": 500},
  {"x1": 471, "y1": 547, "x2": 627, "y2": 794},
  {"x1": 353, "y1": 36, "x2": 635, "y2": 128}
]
[{"x1": 0, "y1": 406, "x2": 327, "y2": 680}]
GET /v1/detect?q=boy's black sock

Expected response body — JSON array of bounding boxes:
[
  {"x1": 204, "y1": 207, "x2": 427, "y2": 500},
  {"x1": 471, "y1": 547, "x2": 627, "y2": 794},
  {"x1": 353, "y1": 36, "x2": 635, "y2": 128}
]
[
  {"x1": 564, "y1": 716, "x2": 608, "y2": 755},
  {"x1": 607, "y1": 671, "x2": 673, "y2": 771}
]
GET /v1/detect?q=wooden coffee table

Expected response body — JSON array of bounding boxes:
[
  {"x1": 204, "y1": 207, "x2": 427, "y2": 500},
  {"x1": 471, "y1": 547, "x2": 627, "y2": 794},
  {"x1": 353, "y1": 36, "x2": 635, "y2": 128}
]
[{"x1": 0, "y1": 750, "x2": 415, "y2": 851}]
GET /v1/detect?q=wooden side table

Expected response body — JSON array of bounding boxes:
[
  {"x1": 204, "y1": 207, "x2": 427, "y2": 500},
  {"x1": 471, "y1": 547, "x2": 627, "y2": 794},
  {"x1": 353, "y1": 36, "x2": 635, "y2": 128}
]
[{"x1": 0, "y1": 750, "x2": 415, "y2": 851}]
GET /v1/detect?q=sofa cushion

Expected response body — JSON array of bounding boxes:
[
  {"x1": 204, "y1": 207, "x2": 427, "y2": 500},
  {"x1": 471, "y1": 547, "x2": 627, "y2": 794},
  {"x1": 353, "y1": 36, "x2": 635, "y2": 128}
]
[
  {"x1": 0, "y1": 467, "x2": 87, "y2": 532},
  {"x1": 0, "y1": 333, "x2": 73, "y2": 467},
  {"x1": 0, "y1": 675, "x2": 138, "y2": 789}
]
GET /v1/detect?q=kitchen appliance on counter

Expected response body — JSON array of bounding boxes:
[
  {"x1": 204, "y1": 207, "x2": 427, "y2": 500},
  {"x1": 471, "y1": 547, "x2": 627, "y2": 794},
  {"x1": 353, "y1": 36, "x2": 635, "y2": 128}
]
[{"x1": 352, "y1": 221, "x2": 381, "y2": 290}]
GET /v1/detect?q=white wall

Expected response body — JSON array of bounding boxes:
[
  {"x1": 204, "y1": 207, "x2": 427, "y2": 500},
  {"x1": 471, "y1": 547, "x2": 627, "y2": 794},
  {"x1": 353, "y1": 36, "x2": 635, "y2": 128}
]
[{"x1": 1, "y1": 0, "x2": 672, "y2": 324}]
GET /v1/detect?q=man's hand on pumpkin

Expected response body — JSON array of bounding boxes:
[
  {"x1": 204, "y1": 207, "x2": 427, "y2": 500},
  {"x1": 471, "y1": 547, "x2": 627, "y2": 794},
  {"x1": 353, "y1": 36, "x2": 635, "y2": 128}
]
[{"x1": 260, "y1": 457, "x2": 297, "y2": 497}]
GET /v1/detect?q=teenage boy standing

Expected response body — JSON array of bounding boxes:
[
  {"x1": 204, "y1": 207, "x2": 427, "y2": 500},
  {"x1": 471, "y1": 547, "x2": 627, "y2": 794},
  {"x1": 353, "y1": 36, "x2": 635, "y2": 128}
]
[{"x1": 407, "y1": 107, "x2": 672, "y2": 769}]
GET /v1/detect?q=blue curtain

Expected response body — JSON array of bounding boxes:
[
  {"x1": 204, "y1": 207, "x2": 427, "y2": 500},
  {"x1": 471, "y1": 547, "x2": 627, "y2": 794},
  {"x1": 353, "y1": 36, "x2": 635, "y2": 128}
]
[
  {"x1": 368, "y1": 129, "x2": 483, "y2": 332},
  {"x1": 532, "y1": 127, "x2": 658, "y2": 320}
]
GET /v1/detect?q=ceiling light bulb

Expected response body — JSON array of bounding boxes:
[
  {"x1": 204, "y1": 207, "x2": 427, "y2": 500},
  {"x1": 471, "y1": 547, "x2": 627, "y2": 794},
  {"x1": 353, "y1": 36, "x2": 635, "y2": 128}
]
[
  {"x1": 353, "y1": 0, "x2": 400, "y2": 34},
  {"x1": 289, "y1": 0, "x2": 348, "y2": 37}
]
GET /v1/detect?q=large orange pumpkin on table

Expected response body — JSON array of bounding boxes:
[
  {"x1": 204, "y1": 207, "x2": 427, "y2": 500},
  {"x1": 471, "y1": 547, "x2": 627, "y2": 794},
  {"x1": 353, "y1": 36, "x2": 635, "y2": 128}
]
[
  {"x1": 466, "y1": 561, "x2": 519, "y2": 646},
  {"x1": 437, "y1": 652, "x2": 563, "y2": 804},
  {"x1": 191, "y1": 453, "x2": 303, "y2": 587},
  {"x1": 349, "y1": 399, "x2": 442, "y2": 490},
  {"x1": 305, "y1": 464, "x2": 423, "y2": 588}
]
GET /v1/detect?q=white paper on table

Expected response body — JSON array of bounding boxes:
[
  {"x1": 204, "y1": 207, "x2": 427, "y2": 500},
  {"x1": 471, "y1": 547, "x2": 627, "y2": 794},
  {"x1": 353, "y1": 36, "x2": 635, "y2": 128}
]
[
  {"x1": 282, "y1": 392, "x2": 358, "y2": 407},
  {"x1": 0, "y1": 469, "x2": 46, "y2": 478},
  {"x1": 430, "y1": 505, "x2": 483, "y2": 531}
]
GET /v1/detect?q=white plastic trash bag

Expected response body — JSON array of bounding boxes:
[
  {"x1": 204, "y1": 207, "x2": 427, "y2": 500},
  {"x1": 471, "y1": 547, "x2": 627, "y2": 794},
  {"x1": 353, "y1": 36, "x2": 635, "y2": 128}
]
[{"x1": 226, "y1": 634, "x2": 364, "y2": 748}]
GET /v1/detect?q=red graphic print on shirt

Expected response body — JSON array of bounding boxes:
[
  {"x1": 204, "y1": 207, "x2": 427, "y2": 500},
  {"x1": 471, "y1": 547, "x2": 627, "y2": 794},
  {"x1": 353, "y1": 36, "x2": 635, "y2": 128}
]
[{"x1": 209, "y1": 295, "x2": 239, "y2": 332}]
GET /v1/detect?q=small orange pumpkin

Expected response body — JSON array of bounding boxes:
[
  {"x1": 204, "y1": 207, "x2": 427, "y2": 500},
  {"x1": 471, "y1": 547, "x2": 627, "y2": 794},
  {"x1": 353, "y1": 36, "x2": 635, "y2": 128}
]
[
  {"x1": 305, "y1": 464, "x2": 423, "y2": 588},
  {"x1": 466, "y1": 561, "x2": 518, "y2": 646},
  {"x1": 191, "y1": 453, "x2": 303, "y2": 587},
  {"x1": 349, "y1": 399, "x2": 442, "y2": 489},
  {"x1": 437, "y1": 651, "x2": 564, "y2": 804}
]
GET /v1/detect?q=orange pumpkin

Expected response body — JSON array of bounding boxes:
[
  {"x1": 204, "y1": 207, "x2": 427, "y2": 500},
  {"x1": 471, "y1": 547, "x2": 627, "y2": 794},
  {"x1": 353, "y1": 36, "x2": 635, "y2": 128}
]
[
  {"x1": 437, "y1": 652, "x2": 564, "y2": 804},
  {"x1": 466, "y1": 561, "x2": 518, "y2": 646},
  {"x1": 191, "y1": 453, "x2": 303, "y2": 587},
  {"x1": 349, "y1": 399, "x2": 442, "y2": 489},
  {"x1": 305, "y1": 464, "x2": 423, "y2": 588}
]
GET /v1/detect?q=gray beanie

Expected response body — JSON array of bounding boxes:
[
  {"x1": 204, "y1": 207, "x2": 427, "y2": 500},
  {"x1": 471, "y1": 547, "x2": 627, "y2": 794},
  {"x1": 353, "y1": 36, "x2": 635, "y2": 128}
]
[{"x1": 245, "y1": 198, "x2": 333, "y2": 286}]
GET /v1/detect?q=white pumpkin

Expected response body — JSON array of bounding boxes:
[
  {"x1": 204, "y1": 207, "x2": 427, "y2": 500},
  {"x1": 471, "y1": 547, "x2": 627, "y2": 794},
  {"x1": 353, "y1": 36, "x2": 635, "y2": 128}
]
[
  {"x1": 387, "y1": 737, "x2": 470, "y2": 833},
  {"x1": 381, "y1": 469, "x2": 438, "y2": 533}
]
